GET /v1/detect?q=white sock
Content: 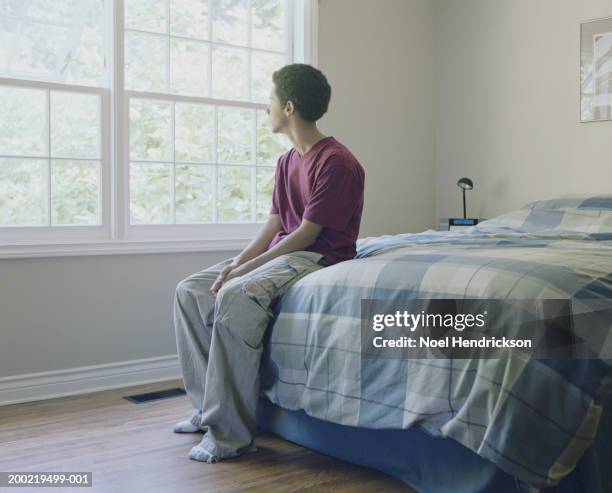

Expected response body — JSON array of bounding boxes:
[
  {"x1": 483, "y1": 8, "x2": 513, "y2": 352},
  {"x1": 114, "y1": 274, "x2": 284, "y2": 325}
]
[
  {"x1": 189, "y1": 445, "x2": 220, "y2": 463},
  {"x1": 173, "y1": 411, "x2": 206, "y2": 433},
  {"x1": 189, "y1": 439, "x2": 258, "y2": 463},
  {"x1": 173, "y1": 420, "x2": 202, "y2": 433}
]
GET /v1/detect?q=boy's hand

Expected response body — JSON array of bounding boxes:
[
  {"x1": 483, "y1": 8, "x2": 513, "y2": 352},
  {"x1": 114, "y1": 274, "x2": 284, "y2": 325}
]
[
  {"x1": 210, "y1": 260, "x2": 241, "y2": 297},
  {"x1": 210, "y1": 259, "x2": 257, "y2": 297}
]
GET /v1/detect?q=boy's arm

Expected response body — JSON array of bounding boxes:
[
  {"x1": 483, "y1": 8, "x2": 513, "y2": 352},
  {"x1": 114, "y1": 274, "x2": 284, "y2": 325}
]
[
  {"x1": 209, "y1": 214, "x2": 283, "y2": 296},
  {"x1": 232, "y1": 213, "x2": 282, "y2": 266},
  {"x1": 235, "y1": 218, "x2": 323, "y2": 271}
]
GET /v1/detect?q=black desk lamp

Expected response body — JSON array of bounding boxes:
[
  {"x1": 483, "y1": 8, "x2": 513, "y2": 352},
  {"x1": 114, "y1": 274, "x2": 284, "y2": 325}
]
[{"x1": 456, "y1": 177, "x2": 473, "y2": 219}]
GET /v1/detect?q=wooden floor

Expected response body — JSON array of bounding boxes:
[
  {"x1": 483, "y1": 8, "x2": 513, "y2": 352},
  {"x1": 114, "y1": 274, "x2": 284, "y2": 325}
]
[{"x1": 0, "y1": 379, "x2": 415, "y2": 493}]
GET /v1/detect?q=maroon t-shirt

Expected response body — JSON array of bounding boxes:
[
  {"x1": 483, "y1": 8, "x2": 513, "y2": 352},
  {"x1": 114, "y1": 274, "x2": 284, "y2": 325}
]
[{"x1": 267, "y1": 136, "x2": 365, "y2": 266}]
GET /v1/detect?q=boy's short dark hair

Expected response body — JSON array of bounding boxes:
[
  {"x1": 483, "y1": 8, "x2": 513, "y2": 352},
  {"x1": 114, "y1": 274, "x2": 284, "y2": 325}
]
[{"x1": 272, "y1": 64, "x2": 331, "y2": 122}]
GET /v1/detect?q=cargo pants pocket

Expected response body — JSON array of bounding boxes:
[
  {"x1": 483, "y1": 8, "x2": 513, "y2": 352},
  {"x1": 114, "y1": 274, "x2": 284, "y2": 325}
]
[{"x1": 240, "y1": 252, "x2": 323, "y2": 311}]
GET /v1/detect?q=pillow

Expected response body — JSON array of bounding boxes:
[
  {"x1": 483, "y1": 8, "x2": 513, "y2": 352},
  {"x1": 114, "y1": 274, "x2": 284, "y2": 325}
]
[
  {"x1": 476, "y1": 206, "x2": 612, "y2": 235},
  {"x1": 521, "y1": 194, "x2": 612, "y2": 211}
]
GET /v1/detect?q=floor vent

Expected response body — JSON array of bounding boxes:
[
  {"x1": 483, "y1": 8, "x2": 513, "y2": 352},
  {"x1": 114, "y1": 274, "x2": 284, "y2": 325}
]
[{"x1": 123, "y1": 387, "x2": 186, "y2": 404}]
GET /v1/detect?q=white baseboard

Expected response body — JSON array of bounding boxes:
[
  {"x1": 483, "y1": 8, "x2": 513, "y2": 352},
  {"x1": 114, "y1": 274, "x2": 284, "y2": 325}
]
[{"x1": 0, "y1": 355, "x2": 182, "y2": 407}]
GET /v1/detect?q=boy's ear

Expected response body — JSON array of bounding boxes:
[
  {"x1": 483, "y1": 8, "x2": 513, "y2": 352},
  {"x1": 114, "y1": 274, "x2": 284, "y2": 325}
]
[{"x1": 285, "y1": 100, "x2": 295, "y2": 116}]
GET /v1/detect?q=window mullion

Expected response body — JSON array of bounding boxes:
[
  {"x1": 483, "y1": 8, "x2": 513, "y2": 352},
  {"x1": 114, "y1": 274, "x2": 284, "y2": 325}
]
[
  {"x1": 171, "y1": 102, "x2": 176, "y2": 225},
  {"x1": 213, "y1": 105, "x2": 218, "y2": 223},
  {"x1": 247, "y1": 0, "x2": 252, "y2": 102},
  {"x1": 98, "y1": 91, "x2": 106, "y2": 228},
  {"x1": 46, "y1": 89, "x2": 52, "y2": 226},
  {"x1": 248, "y1": 0, "x2": 255, "y2": 222},
  {"x1": 208, "y1": 0, "x2": 213, "y2": 97},
  {"x1": 114, "y1": 0, "x2": 127, "y2": 240},
  {"x1": 251, "y1": 109, "x2": 257, "y2": 223},
  {"x1": 166, "y1": 0, "x2": 171, "y2": 93}
]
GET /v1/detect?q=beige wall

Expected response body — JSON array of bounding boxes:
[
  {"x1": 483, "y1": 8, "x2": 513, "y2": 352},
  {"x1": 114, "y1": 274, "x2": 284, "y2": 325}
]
[
  {"x1": 0, "y1": 251, "x2": 233, "y2": 377},
  {"x1": 436, "y1": 0, "x2": 612, "y2": 221},
  {"x1": 319, "y1": 0, "x2": 437, "y2": 235}
]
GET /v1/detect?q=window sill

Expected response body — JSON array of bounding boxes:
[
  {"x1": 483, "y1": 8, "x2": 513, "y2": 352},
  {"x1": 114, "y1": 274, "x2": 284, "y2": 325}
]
[{"x1": 0, "y1": 238, "x2": 251, "y2": 259}]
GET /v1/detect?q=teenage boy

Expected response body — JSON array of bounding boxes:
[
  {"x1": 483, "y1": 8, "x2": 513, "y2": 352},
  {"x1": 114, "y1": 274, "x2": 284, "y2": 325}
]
[{"x1": 173, "y1": 63, "x2": 365, "y2": 463}]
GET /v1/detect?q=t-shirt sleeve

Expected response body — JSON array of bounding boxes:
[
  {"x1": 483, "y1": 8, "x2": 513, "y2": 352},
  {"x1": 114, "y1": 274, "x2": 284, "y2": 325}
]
[
  {"x1": 302, "y1": 160, "x2": 359, "y2": 231},
  {"x1": 269, "y1": 160, "x2": 282, "y2": 215}
]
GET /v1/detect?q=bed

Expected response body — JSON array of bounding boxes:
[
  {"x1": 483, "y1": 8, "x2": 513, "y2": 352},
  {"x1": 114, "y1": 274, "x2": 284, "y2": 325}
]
[{"x1": 255, "y1": 195, "x2": 612, "y2": 493}]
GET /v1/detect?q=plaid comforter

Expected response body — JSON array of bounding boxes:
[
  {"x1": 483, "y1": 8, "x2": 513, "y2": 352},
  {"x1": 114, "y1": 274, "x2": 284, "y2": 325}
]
[{"x1": 260, "y1": 197, "x2": 612, "y2": 489}]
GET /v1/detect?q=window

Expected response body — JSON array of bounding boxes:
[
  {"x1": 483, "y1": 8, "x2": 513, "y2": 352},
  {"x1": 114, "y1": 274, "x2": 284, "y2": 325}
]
[
  {"x1": 0, "y1": 0, "x2": 317, "y2": 251},
  {"x1": 0, "y1": 0, "x2": 109, "y2": 243},
  {"x1": 0, "y1": 86, "x2": 104, "y2": 226}
]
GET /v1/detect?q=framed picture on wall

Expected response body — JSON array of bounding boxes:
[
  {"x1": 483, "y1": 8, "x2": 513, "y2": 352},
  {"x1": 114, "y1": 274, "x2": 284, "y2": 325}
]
[{"x1": 580, "y1": 16, "x2": 612, "y2": 122}]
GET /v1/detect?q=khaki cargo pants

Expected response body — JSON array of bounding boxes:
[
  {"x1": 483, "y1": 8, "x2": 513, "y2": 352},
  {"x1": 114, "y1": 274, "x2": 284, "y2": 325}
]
[{"x1": 173, "y1": 250, "x2": 328, "y2": 459}]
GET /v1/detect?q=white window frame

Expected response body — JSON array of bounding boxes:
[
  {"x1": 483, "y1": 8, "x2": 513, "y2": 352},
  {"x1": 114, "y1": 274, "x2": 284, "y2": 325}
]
[
  {"x1": 0, "y1": 78, "x2": 111, "y2": 243},
  {"x1": 0, "y1": 0, "x2": 318, "y2": 259}
]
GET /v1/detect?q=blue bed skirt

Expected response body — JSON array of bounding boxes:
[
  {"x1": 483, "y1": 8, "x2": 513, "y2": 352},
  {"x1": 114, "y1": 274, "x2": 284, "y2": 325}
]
[{"x1": 255, "y1": 395, "x2": 611, "y2": 493}]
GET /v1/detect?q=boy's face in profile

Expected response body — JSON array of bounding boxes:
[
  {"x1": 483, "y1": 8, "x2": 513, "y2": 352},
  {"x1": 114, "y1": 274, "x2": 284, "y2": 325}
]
[{"x1": 267, "y1": 85, "x2": 290, "y2": 134}]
